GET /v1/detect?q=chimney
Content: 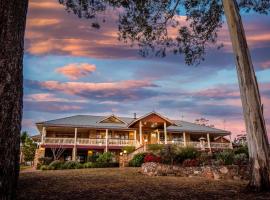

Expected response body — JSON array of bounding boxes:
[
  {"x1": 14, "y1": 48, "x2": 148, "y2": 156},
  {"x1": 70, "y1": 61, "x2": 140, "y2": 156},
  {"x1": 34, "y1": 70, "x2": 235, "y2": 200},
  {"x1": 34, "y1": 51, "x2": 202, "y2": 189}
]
[{"x1": 133, "y1": 113, "x2": 137, "y2": 119}]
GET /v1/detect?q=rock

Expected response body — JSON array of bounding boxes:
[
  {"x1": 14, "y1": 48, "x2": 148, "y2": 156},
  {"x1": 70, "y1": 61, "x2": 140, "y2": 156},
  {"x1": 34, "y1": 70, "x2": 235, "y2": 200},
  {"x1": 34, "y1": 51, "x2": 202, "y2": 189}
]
[
  {"x1": 219, "y1": 166, "x2": 229, "y2": 174},
  {"x1": 194, "y1": 170, "x2": 200, "y2": 175},
  {"x1": 213, "y1": 172, "x2": 220, "y2": 180},
  {"x1": 233, "y1": 176, "x2": 241, "y2": 180}
]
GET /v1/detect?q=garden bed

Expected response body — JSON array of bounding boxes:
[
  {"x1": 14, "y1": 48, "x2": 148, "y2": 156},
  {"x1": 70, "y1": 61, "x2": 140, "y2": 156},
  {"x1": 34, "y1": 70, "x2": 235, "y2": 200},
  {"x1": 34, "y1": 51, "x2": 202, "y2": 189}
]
[{"x1": 141, "y1": 162, "x2": 249, "y2": 180}]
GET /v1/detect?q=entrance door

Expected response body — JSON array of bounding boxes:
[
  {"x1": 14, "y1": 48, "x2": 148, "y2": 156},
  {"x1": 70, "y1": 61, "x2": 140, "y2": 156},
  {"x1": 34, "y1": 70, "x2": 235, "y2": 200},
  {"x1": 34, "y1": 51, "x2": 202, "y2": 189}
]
[{"x1": 150, "y1": 131, "x2": 157, "y2": 144}]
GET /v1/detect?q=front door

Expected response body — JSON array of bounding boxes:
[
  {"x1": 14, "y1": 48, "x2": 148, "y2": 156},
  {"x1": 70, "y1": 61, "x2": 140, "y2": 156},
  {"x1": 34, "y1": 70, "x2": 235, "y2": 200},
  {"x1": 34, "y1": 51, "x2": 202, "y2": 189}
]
[{"x1": 150, "y1": 131, "x2": 157, "y2": 144}]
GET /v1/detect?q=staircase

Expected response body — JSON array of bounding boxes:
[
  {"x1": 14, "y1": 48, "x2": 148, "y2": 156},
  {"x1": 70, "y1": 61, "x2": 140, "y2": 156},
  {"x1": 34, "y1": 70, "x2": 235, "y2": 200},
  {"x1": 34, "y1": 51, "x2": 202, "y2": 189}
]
[
  {"x1": 34, "y1": 148, "x2": 45, "y2": 168},
  {"x1": 127, "y1": 145, "x2": 147, "y2": 161}
]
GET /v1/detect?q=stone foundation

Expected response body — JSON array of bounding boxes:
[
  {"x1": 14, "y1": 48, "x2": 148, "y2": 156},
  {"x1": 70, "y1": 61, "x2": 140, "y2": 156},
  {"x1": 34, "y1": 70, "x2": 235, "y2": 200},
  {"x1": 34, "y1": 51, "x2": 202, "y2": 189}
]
[{"x1": 141, "y1": 162, "x2": 249, "y2": 180}]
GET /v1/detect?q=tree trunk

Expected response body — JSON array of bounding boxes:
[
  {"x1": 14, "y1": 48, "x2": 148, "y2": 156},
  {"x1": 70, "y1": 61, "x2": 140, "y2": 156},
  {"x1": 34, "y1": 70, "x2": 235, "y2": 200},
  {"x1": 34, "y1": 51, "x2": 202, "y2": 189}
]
[
  {"x1": 0, "y1": 0, "x2": 28, "y2": 199},
  {"x1": 222, "y1": 0, "x2": 270, "y2": 191}
]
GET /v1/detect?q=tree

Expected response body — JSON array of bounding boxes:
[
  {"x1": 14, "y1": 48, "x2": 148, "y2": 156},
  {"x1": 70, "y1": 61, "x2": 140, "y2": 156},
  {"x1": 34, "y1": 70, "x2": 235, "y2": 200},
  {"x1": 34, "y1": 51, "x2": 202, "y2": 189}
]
[
  {"x1": 51, "y1": 146, "x2": 66, "y2": 161},
  {"x1": 22, "y1": 136, "x2": 37, "y2": 164},
  {"x1": 59, "y1": 0, "x2": 270, "y2": 190},
  {"x1": 20, "y1": 131, "x2": 29, "y2": 144},
  {"x1": 0, "y1": 0, "x2": 29, "y2": 199}
]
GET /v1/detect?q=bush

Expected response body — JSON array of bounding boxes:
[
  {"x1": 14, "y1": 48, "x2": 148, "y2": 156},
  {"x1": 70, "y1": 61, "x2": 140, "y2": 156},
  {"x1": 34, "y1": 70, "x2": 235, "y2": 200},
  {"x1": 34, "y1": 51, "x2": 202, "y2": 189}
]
[
  {"x1": 182, "y1": 159, "x2": 200, "y2": 167},
  {"x1": 48, "y1": 160, "x2": 64, "y2": 170},
  {"x1": 87, "y1": 154, "x2": 99, "y2": 162},
  {"x1": 175, "y1": 147, "x2": 199, "y2": 164},
  {"x1": 215, "y1": 150, "x2": 234, "y2": 165},
  {"x1": 38, "y1": 157, "x2": 53, "y2": 165},
  {"x1": 96, "y1": 152, "x2": 114, "y2": 164},
  {"x1": 160, "y1": 145, "x2": 178, "y2": 164},
  {"x1": 83, "y1": 162, "x2": 94, "y2": 168},
  {"x1": 233, "y1": 153, "x2": 248, "y2": 165},
  {"x1": 198, "y1": 152, "x2": 213, "y2": 166},
  {"x1": 40, "y1": 165, "x2": 49, "y2": 170},
  {"x1": 93, "y1": 162, "x2": 119, "y2": 168},
  {"x1": 62, "y1": 161, "x2": 83, "y2": 169},
  {"x1": 147, "y1": 144, "x2": 164, "y2": 152},
  {"x1": 144, "y1": 153, "x2": 161, "y2": 163},
  {"x1": 234, "y1": 146, "x2": 249, "y2": 157},
  {"x1": 122, "y1": 146, "x2": 135, "y2": 154},
  {"x1": 129, "y1": 153, "x2": 147, "y2": 167}
]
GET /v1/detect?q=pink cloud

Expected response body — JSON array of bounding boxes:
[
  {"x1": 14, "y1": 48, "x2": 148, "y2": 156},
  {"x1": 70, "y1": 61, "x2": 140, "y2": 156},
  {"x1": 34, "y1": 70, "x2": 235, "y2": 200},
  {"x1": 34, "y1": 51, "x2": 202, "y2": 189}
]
[
  {"x1": 55, "y1": 63, "x2": 96, "y2": 80},
  {"x1": 24, "y1": 93, "x2": 87, "y2": 103},
  {"x1": 259, "y1": 61, "x2": 270, "y2": 69}
]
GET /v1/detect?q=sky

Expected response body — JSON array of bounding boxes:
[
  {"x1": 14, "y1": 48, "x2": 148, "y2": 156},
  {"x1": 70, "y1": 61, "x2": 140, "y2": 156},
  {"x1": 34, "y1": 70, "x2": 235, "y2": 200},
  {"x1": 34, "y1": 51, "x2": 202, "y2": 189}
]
[{"x1": 23, "y1": 0, "x2": 270, "y2": 138}]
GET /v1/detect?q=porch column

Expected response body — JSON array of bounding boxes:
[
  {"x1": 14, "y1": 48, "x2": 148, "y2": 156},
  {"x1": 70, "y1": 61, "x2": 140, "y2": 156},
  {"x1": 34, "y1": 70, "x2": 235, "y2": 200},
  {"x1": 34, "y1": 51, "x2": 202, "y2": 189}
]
[
  {"x1": 134, "y1": 130, "x2": 137, "y2": 146},
  {"x1": 157, "y1": 129, "x2": 160, "y2": 144},
  {"x1": 183, "y1": 132, "x2": 187, "y2": 147},
  {"x1": 105, "y1": 129, "x2": 108, "y2": 152},
  {"x1": 41, "y1": 127, "x2": 46, "y2": 145},
  {"x1": 207, "y1": 133, "x2": 211, "y2": 152},
  {"x1": 139, "y1": 121, "x2": 143, "y2": 145},
  {"x1": 229, "y1": 134, "x2": 233, "y2": 149},
  {"x1": 72, "y1": 128, "x2": 78, "y2": 161},
  {"x1": 164, "y1": 122, "x2": 167, "y2": 144}
]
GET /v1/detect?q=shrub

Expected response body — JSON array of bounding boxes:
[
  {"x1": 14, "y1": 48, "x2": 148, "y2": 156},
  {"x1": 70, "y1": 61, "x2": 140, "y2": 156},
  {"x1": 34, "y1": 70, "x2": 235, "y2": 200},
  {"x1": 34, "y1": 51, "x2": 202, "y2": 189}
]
[
  {"x1": 47, "y1": 165, "x2": 55, "y2": 170},
  {"x1": 160, "y1": 145, "x2": 178, "y2": 164},
  {"x1": 198, "y1": 152, "x2": 213, "y2": 166},
  {"x1": 122, "y1": 146, "x2": 135, "y2": 154},
  {"x1": 96, "y1": 152, "x2": 114, "y2": 163},
  {"x1": 182, "y1": 159, "x2": 200, "y2": 167},
  {"x1": 93, "y1": 162, "x2": 119, "y2": 168},
  {"x1": 233, "y1": 153, "x2": 248, "y2": 165},
  {"x1": 83, "y1": 162, "x2": 94, "y2": 168},
  {"x1": 38, "y1": 157, "x2": 53, "y2": 165},
  {"x1": 175, "y1": 147, "x2": 199, "y2": 164},
  {"x1": 40, "y1": 165, "x2": 49, "y2": 170},
  {"x1": 129, "y1": 153, "x2": 147, "y2": 167},
  {"x1": 215, "y1": 150, "x2": 234, "y2": 165},
  {"x1": 144, "y1": 153, "x2": 161, "y2": 163},
  {"x1": 234, "y1": 146, "x2": 249, "y2": 157},
  {"x1": 48, "y1": 160, "x2": 64, "y2": 170},
  {"x1": 62, "y1": 161, "x2": 83, "y2": 169},
  {"x1": 147, "y1": 144, "x2": 164, "y2": 153},
  {"x1": 87, "y1": 154, "x2": 99, "y2": 162}
]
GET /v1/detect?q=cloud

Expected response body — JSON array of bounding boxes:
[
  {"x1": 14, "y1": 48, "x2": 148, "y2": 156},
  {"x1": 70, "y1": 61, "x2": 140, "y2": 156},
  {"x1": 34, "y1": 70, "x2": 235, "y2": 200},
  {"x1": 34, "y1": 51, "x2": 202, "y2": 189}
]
[
  {"x1": 25, "y1": 79, "x2": 159, "y2": 101},
  {"x1": 27, "y1": 18, "x2": 61, "y2": 27},
  {"x1": 24, "y1": 93, "x2": 87, "y2": 103},
  {"x1": 55, "y1": 63, "x2": 96, "y2": 80}
]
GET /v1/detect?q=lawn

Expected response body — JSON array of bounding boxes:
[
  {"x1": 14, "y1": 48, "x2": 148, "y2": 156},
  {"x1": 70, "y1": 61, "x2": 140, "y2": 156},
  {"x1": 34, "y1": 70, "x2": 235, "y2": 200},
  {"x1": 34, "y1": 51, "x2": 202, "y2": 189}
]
[{"x1": 17, "y1": 168, "x2": 269, "y2": 200}]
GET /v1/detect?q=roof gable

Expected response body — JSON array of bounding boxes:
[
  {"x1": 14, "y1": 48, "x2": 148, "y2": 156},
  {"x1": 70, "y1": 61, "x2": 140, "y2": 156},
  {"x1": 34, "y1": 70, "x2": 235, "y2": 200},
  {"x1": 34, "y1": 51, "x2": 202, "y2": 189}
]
[{"x1": 97, "y1": 115, "x2": 127, "y2": 124}]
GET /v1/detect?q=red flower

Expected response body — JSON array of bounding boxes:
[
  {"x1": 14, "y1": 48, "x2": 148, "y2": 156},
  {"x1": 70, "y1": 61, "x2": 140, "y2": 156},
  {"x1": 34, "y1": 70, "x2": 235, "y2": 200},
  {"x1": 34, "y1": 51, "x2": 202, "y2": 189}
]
[{"x1": 144, "y1": 154, "x2": 161, "y2": 163}]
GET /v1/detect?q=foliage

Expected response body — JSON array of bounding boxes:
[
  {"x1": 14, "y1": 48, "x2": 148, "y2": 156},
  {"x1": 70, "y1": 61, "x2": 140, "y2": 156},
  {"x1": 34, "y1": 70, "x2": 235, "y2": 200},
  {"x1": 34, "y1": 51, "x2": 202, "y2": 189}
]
[
  {"x1": 198, "y1": 152, "x2": 213, "y2": 166},
  {"x1": 48, "y1": 160, "x2": 64, "y2": 170},
  {"x1": 175, "y1": 146, "x2": 199, "y2": 164},
  {"x1": 160, "y1": 145, "x2": 178, "y2": 165},
  {"x1": 233, "y1": 153, "x2": 248, "y2": 165},
  {"x1": 215, "y1": 150, "x2": 234, "y2": 165},
  {"x1": 62, "y1": 161, "x2": 83, "y2": 169},
  {"x1": 144, "y1": 153, "x2": 161, "y2": 163},
  {"x1": 122, "y1": 146, "x2": 135, "y2": 154},
  {"x1": 96, "y1": 152, "x2": 114, "y2": 163},
  {"x1": 87, "y1": 154, "x2": 99, "y2": 162},
  {"x1": 38, "y1": 157, "x2": 53, "y2": 165},
  {"x1": 83, "y1": 162, "x2": 94, "y2": 168},
  {"x1": 22, "y1": 137, "x2": 37, "y2": 162},
  {"x1": 20, "y1": 131, "x2": 29, "y2": 144},
  {"x1": 129, "y1": 153, "x2": 147, "y2": 167},
  {"x1": 147, "y1": 144, "x2": 164, "y2": 153},
  {"x1": 93, "y1": 162, "x2": 119, "y2": 168},
  {"x1": 234, "y1": 145, "x2": 249, "y2": 157},
  {"x1": 40, "y1": 165, "x2": 49, "y2": 170},
  {"x1": 182, "y1": 159, "x2": 200, "y2": 167}
]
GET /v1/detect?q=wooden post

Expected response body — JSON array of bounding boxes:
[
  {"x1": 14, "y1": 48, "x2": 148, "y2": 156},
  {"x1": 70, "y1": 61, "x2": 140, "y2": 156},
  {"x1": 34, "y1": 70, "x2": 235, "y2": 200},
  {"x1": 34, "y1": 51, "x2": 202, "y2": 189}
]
[
  {"x1": 164, "y1": 122, "x2": 167, "y2": 144},
  {"x1": 72, "y1": 128, "x2": 78, "y2": 161},
  {"x1": 139, "y1": 121, "x2": 143, "y2": 145},
  {"x1": 157, "y1": 129, "x2": 160, "y2": 144},
  {"x1": 105, "y1": 129, "x2": 108, "y2": 152},
  {"x1": 223, "y1": 0, "x2": 270, "y2": 190},
  {"x1": 41, "y1": 127, "x2": 46, "y2": 144},
  {"x1": 183, "y1": 132, "x2": 186, "y2": 147},
  {"x1": 207, "y1": 133, "x2": 211, "y2": 153},
  {"x1": 134, "y1": 130, "x2": 137, "y2": 146}
]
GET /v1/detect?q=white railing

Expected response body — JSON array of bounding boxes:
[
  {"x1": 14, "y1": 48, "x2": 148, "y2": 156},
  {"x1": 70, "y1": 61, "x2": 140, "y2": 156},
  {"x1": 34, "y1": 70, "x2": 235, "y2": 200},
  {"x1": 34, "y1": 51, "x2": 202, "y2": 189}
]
[
  {"x1": 44, "y1": 137, "x2": 75, "y2": 145},
  {"x1": 211, "y1": 142, "x2": 231, "y2": 149},
  {"x1": 109, "y1": 139, "x2": 135, "y2": 146},
  {"x1": 186, "y1": 141, "x2": 203, "y2": 148},
  {"x1": 77, "y1": 138, "x2": 106, "y2": 145},
  {"x1": 44, "y1": 137, "x2": 135, "y2": 146}
]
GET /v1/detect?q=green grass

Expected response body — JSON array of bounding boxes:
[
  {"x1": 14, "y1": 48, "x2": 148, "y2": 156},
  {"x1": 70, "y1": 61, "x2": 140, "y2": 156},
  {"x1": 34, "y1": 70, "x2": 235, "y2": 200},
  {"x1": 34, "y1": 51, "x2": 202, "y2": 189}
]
[{"x1": 18, "y1": 168, "x2": 269, "y2": 200}]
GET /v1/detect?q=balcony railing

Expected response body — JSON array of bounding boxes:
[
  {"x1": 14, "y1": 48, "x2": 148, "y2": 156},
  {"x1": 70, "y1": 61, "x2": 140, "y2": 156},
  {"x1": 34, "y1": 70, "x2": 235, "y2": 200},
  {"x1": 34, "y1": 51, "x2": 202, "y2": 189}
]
[
  {"x1": 211, "y1": 142, "x2": 231, "y2": 149},
  {"x1": 44, "y1": 137, "x2": 135, "y2": 146}
]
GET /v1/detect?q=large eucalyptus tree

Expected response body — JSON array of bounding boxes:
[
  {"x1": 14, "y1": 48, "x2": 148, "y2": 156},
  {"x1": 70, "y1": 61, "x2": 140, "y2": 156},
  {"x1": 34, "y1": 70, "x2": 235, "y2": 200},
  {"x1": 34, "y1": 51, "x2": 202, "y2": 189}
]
[
  {"x1": 0, "y1": 0, "x2": 28, "y2": 199},
  {"x1": 59, "y1": 0, "x2": 270, "y2": 191}
]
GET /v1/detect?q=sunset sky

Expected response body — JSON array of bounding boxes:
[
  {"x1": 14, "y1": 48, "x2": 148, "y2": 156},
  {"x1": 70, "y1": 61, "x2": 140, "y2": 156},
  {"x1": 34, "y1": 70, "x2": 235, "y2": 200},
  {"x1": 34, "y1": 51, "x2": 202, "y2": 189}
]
[{"x1": 23, "y1": 0, "x2": 270, "y2": 137}]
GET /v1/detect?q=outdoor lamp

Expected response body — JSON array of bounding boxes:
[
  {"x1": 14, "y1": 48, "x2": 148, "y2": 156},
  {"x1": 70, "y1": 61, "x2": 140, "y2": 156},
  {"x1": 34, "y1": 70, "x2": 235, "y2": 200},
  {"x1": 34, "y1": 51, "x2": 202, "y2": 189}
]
[
  {"x1": 123, "y1": 150, "x2": 127, "y2": 154},
  {"x1": 120, "y1": 152, "x2": 123, "y2": 156},
  {"x1": 144, "y1": 139, "x2": 148, "y2": 142}
]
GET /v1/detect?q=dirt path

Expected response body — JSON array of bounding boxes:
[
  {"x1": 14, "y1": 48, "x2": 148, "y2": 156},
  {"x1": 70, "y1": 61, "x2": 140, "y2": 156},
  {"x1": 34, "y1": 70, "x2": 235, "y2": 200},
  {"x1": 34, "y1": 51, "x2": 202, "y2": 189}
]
[{"x1": 17, "y1": 168, "x2": 270, "y2": 200}]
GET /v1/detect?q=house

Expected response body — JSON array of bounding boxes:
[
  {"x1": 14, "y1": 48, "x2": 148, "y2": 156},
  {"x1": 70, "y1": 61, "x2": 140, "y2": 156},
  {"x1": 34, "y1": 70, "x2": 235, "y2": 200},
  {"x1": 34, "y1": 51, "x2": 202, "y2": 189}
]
[{"x1": 35, "y1": 112, "x2": 232, "y2": 163}]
